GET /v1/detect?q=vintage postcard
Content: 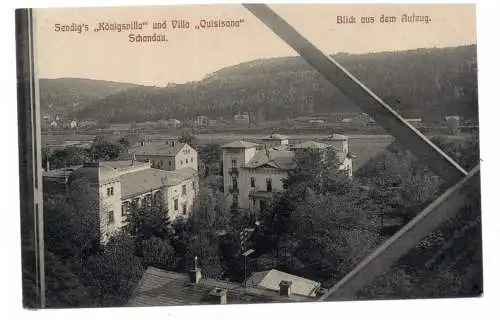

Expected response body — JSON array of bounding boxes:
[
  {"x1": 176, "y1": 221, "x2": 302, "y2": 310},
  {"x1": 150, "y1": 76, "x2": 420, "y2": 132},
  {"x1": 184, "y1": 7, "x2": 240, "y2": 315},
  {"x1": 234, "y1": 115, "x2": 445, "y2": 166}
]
[{"x1": 15, "y1": 3, "x2": 480, "y2": 309}]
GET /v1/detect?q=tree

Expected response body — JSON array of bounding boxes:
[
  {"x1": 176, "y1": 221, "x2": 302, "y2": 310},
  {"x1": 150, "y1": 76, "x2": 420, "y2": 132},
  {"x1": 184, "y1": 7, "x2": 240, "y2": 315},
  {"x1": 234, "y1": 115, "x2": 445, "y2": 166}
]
[
  {"x1": 289, "y1": 194, "x2": 382, "y2": 282},
  {"x1": 198, "y1": 143, "x2": 222, "y2": 178},
  {"x1": 178, "y1": 131, "x2": 197, "y2": 149},
  {"x1": 78, "y1": 232, "x2": 144, "y2": 307},
  {"x1": 188, "y1": 188, "x2": 230, "y2": 233},
  {"x1": 355, "y1": 143, "x2": 442, "y2": 225},
  {"x1": 44, "y1": 250, "x2": 92, "y2": 308},
  {"x1": 140, "y1": 236, "x2": 177, "y2": 271},
  {"x1": 44, "y1": 177, "x2": 102, "y2": 262},
  {"x1": 90, "y1": 140, "x2": 124, "y2": 161},
  {"x1": 123, "y1": 203, "x2": 173, "y2": 256},
  {"x1": 283, "y1": 148, "x2": 353, "y2": 198},
  {"x1": 45, "y1": 147, "x2": 91, "y2": 170}
]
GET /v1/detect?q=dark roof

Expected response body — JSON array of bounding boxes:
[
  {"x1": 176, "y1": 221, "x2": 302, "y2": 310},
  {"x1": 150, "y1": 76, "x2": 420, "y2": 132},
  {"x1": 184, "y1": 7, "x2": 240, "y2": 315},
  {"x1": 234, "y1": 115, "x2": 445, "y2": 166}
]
[
  {"x1": 128, "y1": 141, "x2": 189, "y2": 156},
  {"x1": 128, "y1": 267, "x2": 314, "y2": 307}
]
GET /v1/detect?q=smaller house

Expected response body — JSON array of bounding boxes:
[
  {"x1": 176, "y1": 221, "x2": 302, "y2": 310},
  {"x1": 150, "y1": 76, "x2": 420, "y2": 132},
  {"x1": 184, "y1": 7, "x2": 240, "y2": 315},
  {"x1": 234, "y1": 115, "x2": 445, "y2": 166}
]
[
  {"x1": 166, "y1": 119, "x2": 181, "y2": 128},
  {"x1": 234, "y1": 113, "x2": 250, "y2": 125},
  {"x1": 245, "y1": 269, "x2": 322, "y2": 298},
  {"x1": 79, "y1": 120, "x2": 98, "y2": 128},
  {"x1": 69, "y1": 119, "x2": 78, "y2": 129},
  {"x1": 352, "y1": 113, "x2": 375, "y2": 126},
  {"x1": 195, "y1": 116, "x2": 209, "y2": 128}
]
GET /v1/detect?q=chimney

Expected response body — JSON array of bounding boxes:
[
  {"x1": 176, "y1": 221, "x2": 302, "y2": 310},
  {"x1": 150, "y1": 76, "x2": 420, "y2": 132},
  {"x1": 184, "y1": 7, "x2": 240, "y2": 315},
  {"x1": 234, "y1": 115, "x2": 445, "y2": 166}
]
[
  {"x1": 209, "y1": 288, "x2": 228, "y2": 305},
  {"x1": 279, "y1": 280, "x2": 292, "y2": 297},
  {"x1": 188, "y1": 256, "x2": 202, "y2": 284}
]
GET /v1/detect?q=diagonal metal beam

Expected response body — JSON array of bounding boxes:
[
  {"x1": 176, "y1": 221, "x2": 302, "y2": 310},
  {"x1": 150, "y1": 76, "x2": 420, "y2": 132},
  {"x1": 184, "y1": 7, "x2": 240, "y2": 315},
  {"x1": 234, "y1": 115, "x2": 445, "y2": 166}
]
[
  {"x1": 317, "y1": 165, "x2": 480, "y2": 301},
  {"x1": 243, "y1": 3, "x2": 468, "y2": 183}
]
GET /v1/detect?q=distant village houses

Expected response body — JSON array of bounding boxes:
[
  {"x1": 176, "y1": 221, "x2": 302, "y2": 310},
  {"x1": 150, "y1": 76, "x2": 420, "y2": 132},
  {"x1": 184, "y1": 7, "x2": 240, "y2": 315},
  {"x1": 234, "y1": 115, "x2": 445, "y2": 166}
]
[
  {"x1": 234, "y1": 113, "x2": 250, "y2": 125},
  {"x1": 194, "y1": 115, "x2": 209, "y2": 128},
  {"x1": 166, "y1": 118, "x2": 182, "y2": 128},
  {"x1": 352, "y1": 113, "x2": 376, "y2": 126}
]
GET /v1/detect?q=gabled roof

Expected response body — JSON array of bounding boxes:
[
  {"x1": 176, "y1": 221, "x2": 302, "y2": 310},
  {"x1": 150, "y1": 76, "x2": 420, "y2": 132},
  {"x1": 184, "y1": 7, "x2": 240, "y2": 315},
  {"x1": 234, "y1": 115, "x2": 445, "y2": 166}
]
[
  {"x1": 291, "y1": 141, "x2": 329, "y2": 150},
  {"x1": 128, "y1": 141, "x2": 189, "y2": 156},
  {"x1": 127, "y1": 267, "x2": 313, "y2": 307},
  {"x1": 221, "y1": 140, "x2": 259, "y2": 149},
  {"x1": 245, "y1": 269, "x2": 321, "y2": 298},
  {"x1": 244, "y1": 149, "x2": 296, "y2": 170}
]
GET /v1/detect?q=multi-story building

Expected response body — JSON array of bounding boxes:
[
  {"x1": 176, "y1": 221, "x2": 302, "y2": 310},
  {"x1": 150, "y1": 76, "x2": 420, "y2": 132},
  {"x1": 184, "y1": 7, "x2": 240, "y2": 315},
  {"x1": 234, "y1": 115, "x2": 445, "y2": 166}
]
[
  {"x1": 43, "y1": 145, "x2": 199, "y2": 243},
  {"x1": 194, "y1": 115, "x2": 209, "y2": 128},
  {"x1": 221, "y1": 133, "x2": 353, "y2": 216},
  {"x1": 233, "y1": 113, "x2": 250, "y2": 125},
  {"x1": 123, "y1": 140, "x2": 198, "y2": 172}
]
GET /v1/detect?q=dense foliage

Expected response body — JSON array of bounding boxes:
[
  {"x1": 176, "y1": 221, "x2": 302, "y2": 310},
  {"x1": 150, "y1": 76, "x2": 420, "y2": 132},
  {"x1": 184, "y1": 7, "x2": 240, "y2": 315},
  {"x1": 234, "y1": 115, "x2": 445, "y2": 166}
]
[
  {"x1": 40, "y1": 78, "x2": 139, "y2": 115},
  {"x1": 24, "y1": 133, "x2": 481, "y2": 307},
  {"x1": 43, "y1": 138, "x2": 127, "y2": 170}
]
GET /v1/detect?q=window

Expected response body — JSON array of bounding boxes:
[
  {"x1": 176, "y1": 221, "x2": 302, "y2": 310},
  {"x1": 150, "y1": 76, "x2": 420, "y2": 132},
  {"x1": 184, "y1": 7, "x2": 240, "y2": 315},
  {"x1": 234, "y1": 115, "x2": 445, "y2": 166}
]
[
  {"x1": 107, "y1": 211, "x2": 114, "y2": 224},
  {"x1": 180, "y1": 160, "x2": 183, "y2": 165},
  {"x1": 160, "y1": 160, "x2": 163, "y2": 167},
  {"x1": 106, "y1": 186, "x2": 114, "y2": 196},
  {"x1": 169, "y1": 160, "x2": 172, "y2": 167},
  {"x1": 250, "y1": 177, "x2": 255, "y2": 188},
  {"x1": 231, "y1": 159, "x2": 237, "y2": 168},
  {"x1": 174, "y1": 199, "x2": 178, "y2": 211},
  {"x1": 186, "y1": 158, "x2": 188, "y2": 164},
  {"x1": 232, "y1": 176, "x2": 238, "y2": 189},
  {"x1": 191, "y1": 157, "x2": 193, "y2": 163},
  {"x1": 266, "y1": 178, "x2": 272, "y2": 192},
  {"x1": 182, "y1": 204, "x2": 187, "y2": 215},
  {"x1": 182, "y1": 184, "x2": 186, "y2": 195}
]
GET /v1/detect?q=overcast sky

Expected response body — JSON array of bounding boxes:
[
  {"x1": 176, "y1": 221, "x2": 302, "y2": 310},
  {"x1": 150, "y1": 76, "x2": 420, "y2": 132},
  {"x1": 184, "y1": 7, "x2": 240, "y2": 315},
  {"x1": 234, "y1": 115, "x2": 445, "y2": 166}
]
[{"x1": 35, "y1": 4, "x2": 477, "y2": 86}]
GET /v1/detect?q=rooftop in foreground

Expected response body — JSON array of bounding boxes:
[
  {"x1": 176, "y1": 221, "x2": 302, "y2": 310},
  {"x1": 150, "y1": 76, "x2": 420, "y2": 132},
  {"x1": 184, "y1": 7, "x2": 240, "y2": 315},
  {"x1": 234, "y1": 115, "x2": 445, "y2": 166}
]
[{"x1": 127, "y1": 267, "x2": 315, "y2": 307}]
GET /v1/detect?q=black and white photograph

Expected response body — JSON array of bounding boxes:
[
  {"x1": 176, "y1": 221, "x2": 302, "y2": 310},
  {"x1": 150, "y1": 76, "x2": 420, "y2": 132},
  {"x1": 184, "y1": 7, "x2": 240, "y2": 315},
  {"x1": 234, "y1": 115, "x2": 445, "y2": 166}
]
[{"x1": 14, "y1": 2, "x2": 484, "y2": 312}]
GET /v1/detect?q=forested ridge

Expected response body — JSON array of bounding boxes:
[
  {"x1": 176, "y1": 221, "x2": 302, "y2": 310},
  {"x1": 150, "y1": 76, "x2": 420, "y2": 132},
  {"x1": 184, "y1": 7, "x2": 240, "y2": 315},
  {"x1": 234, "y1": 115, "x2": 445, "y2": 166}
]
[
  {"x1": 40, "y1": 45, "x2": 477, "y2": 124},
  {"x1": 39, "y1": 78, "x2": 141, "y2": 116}
]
